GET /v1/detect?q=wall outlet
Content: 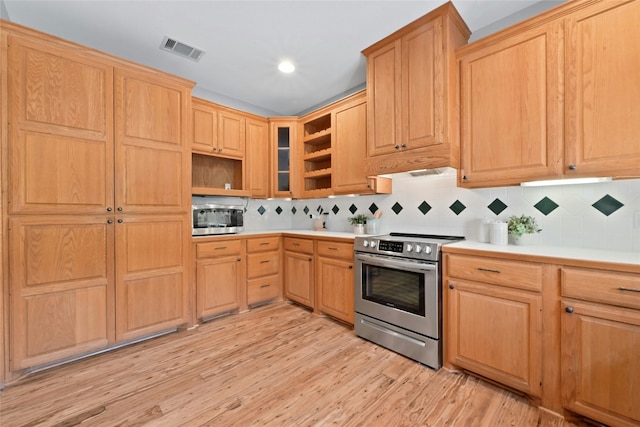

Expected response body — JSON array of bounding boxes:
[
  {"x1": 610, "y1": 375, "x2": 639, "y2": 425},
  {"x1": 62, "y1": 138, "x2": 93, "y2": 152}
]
[{"x1": 635, "y1": 211, "x2": 640, "y2": 229}]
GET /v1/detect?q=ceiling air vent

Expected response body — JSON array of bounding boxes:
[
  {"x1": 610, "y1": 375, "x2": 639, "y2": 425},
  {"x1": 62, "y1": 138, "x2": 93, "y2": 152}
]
[{"x1": 160, "y1": 36, "x2": 205, "y2": 62}]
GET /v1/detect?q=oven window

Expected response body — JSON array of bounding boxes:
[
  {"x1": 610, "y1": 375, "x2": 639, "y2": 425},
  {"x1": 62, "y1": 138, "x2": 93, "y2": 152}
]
[{"x1": 361, "y1": 264, "x2": 425, "y2": 316}]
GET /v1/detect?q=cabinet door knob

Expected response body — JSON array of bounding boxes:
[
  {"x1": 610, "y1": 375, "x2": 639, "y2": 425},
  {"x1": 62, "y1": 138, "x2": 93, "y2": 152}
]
[
  {"x1": 565, "y1": 306, "x2": 574, "y2": 314},
  {"x1": 568, "y1": 164, "x2": 577, "y2": 170},
  {"x1": 394, "y1": 145, "x2": 400, "y2": 150},
  {"x1": 462, "y1": 175, "x2": 468, "y2": 181},
  {"x1": 237, "y1": 257, "x2": 241, "y2": 262},
  {"x1": 107, "y1": 219, "x2": 113, "y2": 224},
  {"x1": 117, "y1": 207, "x2": 123, "y2": 212},
  {"x1": 449, "y1": 284, "x2": 455, "y2": 289},
  {"x1": 117, "y1": 219, "x2": 124, "y2": 223},
  {"x1": 401, "y1": 143, "x2": 407, "y2": 148},
  {"x1": 348, "y1": 265, "x2": 353, "y2": 269},
  {"x1": 106, "y1": 207, "x2": 113, "y2": 212}
]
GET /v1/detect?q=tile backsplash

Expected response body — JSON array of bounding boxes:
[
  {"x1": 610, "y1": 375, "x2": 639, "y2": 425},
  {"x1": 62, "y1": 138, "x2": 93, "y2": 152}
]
[{"x1": 199, "y1": 168, "x2": 640, "y2": 253}]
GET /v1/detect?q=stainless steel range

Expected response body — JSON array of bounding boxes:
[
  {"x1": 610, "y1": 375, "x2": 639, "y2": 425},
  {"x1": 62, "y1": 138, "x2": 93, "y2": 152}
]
[{"x1": 354, "y1": 233, "x2": 464, "y2": 369}]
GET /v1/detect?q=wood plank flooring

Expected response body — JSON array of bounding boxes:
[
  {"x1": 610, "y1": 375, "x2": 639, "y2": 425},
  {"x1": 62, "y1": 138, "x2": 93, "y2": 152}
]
[{"x1": 0, "y1": 302, "x2": 586, "y2": 427}]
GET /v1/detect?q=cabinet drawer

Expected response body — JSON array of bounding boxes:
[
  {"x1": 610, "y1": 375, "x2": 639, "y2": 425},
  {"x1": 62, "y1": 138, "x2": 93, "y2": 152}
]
[
  {"x1": 562, "y1": 268, "x2": 640, "y2": 310},
  {"x1": 447, "y1": 254, "x2": 542, "y2": 292},
  {"x1": 248, "y1": 275, "x2": 280, "y2": 305},
  {"x1": 247, "y1": 252, "x2": 280, "y2": 279},
  {"x1": 247, "y1": 236, "x2": 280, "y2": 253},
  {"x1": 316, "y1": 240, "x2": 353, "y2": 260},
  {"x1": 283, "y1": 237, "x2": 314, "y2": 254},
  {"x1": 196, "y1": 239, "x2": 242, "y2": 258}
]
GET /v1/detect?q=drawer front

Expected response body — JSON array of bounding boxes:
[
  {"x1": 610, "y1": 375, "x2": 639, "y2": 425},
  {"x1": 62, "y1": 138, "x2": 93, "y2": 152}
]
[
  {"x1": 196, "y1": 239, "x2": 242, "y2": 258},
  {"x1": 247, "y1": 252, "x2": 280, "y2": 279},
  {"x1": 248, "y1": 275, "x2": 280, "y2": 305},
  {"x1": 316, "y1": 240, "x2": 353, "y2": 260},
  {"x1": 283, "y1": 237, "x2": 314, "y2": 254},
  {"x1": 247, "y1": 236, "x2": 280, "y2": 253},
  {"x1": 447, "y1": 254, "x2": 542, "y2": 292},
  {"x1": 562, "y1": 267, "x2": 640, "y2": 310}
]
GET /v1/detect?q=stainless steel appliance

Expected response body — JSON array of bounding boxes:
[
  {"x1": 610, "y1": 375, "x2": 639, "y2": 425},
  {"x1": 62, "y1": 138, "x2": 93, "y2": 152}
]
[
  {"x1": 192, "y1": 204, "x2": 244, "y2": 236},
  {"x1": 354, "y1": 233, "x2": 464, "y2": 369}
]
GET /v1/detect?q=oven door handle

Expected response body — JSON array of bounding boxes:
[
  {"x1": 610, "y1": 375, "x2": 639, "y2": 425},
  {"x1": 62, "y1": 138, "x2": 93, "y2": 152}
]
[{"x1": 355, "y1": 253, "x2": 436, "y2": 273}]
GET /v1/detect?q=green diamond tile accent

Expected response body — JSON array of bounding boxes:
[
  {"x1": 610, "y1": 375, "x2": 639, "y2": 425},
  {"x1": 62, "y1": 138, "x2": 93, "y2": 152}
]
[
  {"x1": 487, "y1": 198, "x2": 507, "y2": 215},
  {"x1": 449, "y1": 200, "x2": 466, "y2": 216},
  {"x1": 303, "y1": 206, "x2": 309, "y2": 215},
  {"x1": 257, "y1": 206, "x2": 266, "y2": 215},
  {"x1": 332, "y1": 205, "x2": 340, "y2": 214},
  {"x1": 418, "y1": 201, "x2": 432, "y2": 215},
  {"x1": 534, "y1": 197, "x2": 559, "y2": 216},
  {"x1": 592, "y1": 194, "x2": 624, "y2": 216},
  {"x1": 369, "y1": 203, "x2": 379, "y2": 215},
  {"x1": 391, "y1": 202, "x2": 403, "y2": 214},
  {"x1": 291, "y1": 206, "x2": 297, "y2": 214},
  {"x1": 275, "y1": 206, "x2": 283, "y2": 215},
  {"x1": 349, "y1": 204, "x2": 358, "y2": 214}
]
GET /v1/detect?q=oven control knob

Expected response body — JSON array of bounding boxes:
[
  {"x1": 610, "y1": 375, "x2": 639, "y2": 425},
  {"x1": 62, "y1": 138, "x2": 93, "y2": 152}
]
[
  {"x1": 424, "y1": 246, "x2": 432, "y2": 254},
  {"x1": 369, "y1": 240, "x2": 377, "y2": 248},
  {"x1": 363, "y1": 240, "x2": 369, "y2": 248},
  {"x1": 406, "y1": 244, "x2": 413, "y2": 252},
  {"x1": 415, "y1": 245, "x2": 422, "y2": 253}
]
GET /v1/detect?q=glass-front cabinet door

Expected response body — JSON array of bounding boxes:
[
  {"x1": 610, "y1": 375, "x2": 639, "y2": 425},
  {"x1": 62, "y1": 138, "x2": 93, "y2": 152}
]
[{"x1": 269, "y1": 117, "x2": 297, "y2": 198}]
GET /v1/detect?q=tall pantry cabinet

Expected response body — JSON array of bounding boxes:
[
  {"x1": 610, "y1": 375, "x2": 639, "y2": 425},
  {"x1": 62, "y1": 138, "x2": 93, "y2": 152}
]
[{"x1": 2, "y1": 22, "x2": 193, "y2": 372}]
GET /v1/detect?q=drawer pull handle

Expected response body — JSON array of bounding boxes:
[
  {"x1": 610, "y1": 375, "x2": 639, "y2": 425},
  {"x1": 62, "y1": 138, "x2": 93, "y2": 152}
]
[
  {"x1": 619, "y1": 287, "x2": 640, "y2": 293},
  {"x1": 477, "y1": 267, "x2": 501, "y2": 274},
  {"x1": 293, "y1": 243, "x2": 300, "y2": 246},
  {"x1": 260, "y1": 260, "x2": 270, "y2": 264},
  {"x1": 565, "y1": 306, "x2": 574, "y2": 314},
  {"x1": 215, "y1": 246, "x2": 227, "y2": 250},
  {"x1": 260, "y1": 284, "x2": 271, "y2": 288},
  {"x1": 328, "y1": 247, "x2": 338, "y2": 251},
  {"x1": 260, "y1": 242, "x2": 270, "y2": 246}
]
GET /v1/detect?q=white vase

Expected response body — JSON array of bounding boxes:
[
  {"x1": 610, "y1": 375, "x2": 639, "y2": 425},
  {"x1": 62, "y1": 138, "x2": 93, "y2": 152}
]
[
  {"x1": 353, "y1": 224, "x2": 365, "y2": 235},
  {"x1": 510, "y1": 233, "x2": 538, "y2": 246}
]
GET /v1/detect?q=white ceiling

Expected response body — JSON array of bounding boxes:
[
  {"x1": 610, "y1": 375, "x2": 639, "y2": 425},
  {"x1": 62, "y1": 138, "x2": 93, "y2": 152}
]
[{"x1": 2, "y1": 0, "x2": 561, "y2": 116}]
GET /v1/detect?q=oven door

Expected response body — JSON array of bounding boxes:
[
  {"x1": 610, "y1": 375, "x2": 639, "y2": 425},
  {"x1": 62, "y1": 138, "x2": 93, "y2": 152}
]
[{"x1": 355, "y1": 252, "x2": 439, "y2": 338}]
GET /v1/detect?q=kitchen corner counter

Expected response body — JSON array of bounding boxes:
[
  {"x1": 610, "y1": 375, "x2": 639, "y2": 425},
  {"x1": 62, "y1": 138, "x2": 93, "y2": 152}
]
[
  {"x1": 192, "y1": 229, "x2": 365, "y2": 242},
  {"x1": 443, "y1": 241, "x2": 640, "y2": 273}
]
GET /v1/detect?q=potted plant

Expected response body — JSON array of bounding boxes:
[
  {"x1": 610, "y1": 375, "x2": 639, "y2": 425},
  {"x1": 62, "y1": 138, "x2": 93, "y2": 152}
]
[
  {"x1": 507, "y1": 214, "x2": 542, "y2": 245},
  {"x1": 347, "y1": 214, "x2": 368, "y2": 235}
]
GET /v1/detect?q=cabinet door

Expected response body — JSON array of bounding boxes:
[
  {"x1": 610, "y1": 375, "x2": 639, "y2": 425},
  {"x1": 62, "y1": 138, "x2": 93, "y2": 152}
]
[
  {"x1": 561, "y1": 300, "x2": 640, "y2": 427},
  {"x1": 401, "y1": 18, "x2": 441, "y2": 151},
  {"x1": 316, "y1": 256, "x2": 354, "y2": 324},
  {"x1": 270, "y1": 119, "x2": 297, "y2": 198},
  {"x1": 9, "y1": 216, "x2": 114, "y2": 369},
  {"x1": 246, "y1": 117, "x2": 270, "y2": 198},
  {"x1": 458, "y1": 21, "x2": 564, "y2": 187},
  {"x1": 366, "y1": 39, "x2": 401, "y2": 157},
  {"x1": 333, "y1": 97, "x2": 370, "y2": 195},
  {"x1": 196, "y1": 256, "x2": 241, "y2": 319},
  {"x1": 217, "y1": 109, "x2": 245, "y2": 159},
  {"x1": 284, "y1": 250, "x2": 314, "y2": 308},
  {"x1": 565, "y1": 0, "x2": 640, "y2": 178},
  {"x1": 447, "y1": 280, "x2": 542, "y2": 396},
  {"x1": 192, "y1": 98, "x2": 217, "y2": 154},
  {"x1": 115, "y1": 215, "x2": 189, "y2": 342},
  {"x1": 8, "y1": 35, "x2": 114, "y2": 214},
  {"x1": 114, "y1": 67, "x2": 190, "y2": 214}
]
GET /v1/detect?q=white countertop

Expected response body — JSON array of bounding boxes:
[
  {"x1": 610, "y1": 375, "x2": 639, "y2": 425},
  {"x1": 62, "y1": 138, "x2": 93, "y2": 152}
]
[
  {"x1": 193, "y1": 229, "x2": 368, "y2": 240},
  {"x1": 446, "y1": 240, "x2": 640, "y2": 267}
]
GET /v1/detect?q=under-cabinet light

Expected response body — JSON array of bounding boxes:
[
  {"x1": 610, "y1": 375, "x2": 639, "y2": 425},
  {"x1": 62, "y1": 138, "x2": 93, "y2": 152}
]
[{"x1": 521, "y1": 177, "x2": 612, "y2": 187}]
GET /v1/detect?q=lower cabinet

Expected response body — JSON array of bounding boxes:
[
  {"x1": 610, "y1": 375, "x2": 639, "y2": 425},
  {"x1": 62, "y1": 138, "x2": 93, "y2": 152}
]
[
  {"x1": 283, "y1": 237, "x2": 315, "y2": 308},
  {"x1": 316, "y1": 240, "x2": 354, "y2": 324},
  {"x1": 195, "y1": 239, "x2": 244, "y2": 320},
  {"x1": 246, "y1": 236, "x2": 281, "y2": 306},
  {"x1": 445, "y1": 254, "x2": 543, "y2": 396},
  {"x1": 561, "y1": 268, "x2": 640, "y2": 427}
]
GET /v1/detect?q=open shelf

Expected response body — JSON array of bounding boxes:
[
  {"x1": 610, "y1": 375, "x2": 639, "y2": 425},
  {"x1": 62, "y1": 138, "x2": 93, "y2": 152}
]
[
  {"x1": 192, "y1": 153, "x2": 244, "y2": 194},
  {"x1": 304, "y1": 148, "x2": 332, "y2": 162}
]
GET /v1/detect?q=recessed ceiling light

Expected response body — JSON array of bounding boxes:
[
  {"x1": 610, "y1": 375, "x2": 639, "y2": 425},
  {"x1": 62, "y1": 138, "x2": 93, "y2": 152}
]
[{"x1": 278, "y1": 61, "x2": 295, "y2": 73}]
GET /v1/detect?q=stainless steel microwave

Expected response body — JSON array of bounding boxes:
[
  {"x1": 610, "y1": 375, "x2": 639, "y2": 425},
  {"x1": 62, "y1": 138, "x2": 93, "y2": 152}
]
[{"x1": 192, "y1": 204, "x2": 244, "y2": 236}]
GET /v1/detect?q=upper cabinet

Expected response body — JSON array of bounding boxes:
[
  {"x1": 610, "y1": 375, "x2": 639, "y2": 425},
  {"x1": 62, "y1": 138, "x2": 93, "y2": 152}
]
[
  {"x1": 246, "y1": 117, "x2": 270, "y2": 199},
  {"x1": 270, "y1": 117, "x2": 298, "y2": 199},
  {"x1": 564, "y1": 0, "x2": 640, "y2": 179},
  {"x1": 362, "y1": 2, "x2": 470, "y2": 176},
  {"x1": 192, "y1": 98, "x2": 244, "y2": 159},
  {"x1": 458, "y1": 0, "x2": 640, "y2": 187},
  {"x1": 457, "y1": 21, "x2": 564, "y2": 187}
]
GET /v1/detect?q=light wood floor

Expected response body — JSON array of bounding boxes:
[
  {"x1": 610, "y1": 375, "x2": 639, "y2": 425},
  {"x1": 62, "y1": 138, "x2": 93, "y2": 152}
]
[{"x1": 0, "y1": 302, "x2": 586, "y2": 427}]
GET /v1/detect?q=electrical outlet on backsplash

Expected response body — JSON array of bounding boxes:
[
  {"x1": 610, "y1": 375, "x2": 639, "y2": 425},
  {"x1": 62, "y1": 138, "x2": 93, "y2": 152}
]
[{"x1": 202, "y1": 171, "x2": 640, "y2": 253}]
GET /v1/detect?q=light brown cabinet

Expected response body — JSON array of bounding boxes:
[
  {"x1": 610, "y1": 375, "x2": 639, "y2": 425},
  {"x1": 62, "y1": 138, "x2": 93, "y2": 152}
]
[
  {"x1": 315, "y1": 240, "x2": 354, "y2": 325},
  {"x1": 283, "y1": 237, "x2": 315, "y2": 308},
  {"x1": 246, "y1": 236, "x2": 281, "y2": 306},
  {"x1": 192, "y1": 98, "x2": 245, "y2": 159},
  {"x1": 4, "y1": 23, "x2": 192, "y2": 371},
  {"x1": 195, "y1": 239, "x2": 244, "y2": 320},
  {"x1": 363, "y1": 3, "x2": 470, "y2": 175},
  {"x1": 270, "y1": 118, "x2": 298, "y2": 198},
  {"x1": 246, "y1": 117, "x2": 270, "y2": 199},
  {"x1": 458, "y1": 0, "x2": 640, "y2": 187},
  {"x1": 561, "y1": 267, "x2": 640, "y2": 427},
  {"x1": 445, "y1": 254, "x2": 543, "y2": 396}
]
